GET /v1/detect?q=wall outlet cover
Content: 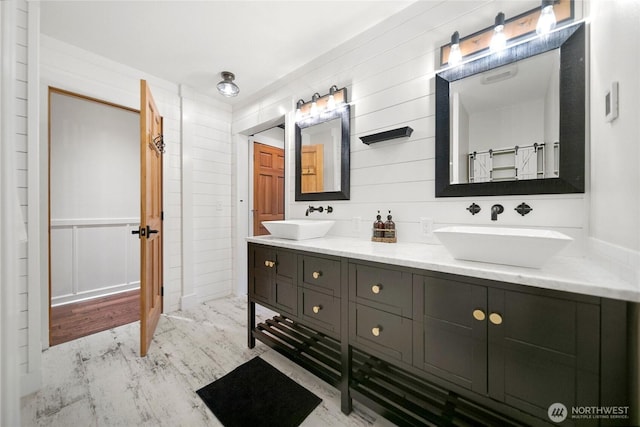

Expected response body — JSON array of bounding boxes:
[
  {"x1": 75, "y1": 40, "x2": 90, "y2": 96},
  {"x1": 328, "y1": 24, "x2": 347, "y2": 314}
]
[{"x1": 420, "y1": 217, "x2": 433, "y2": 236}]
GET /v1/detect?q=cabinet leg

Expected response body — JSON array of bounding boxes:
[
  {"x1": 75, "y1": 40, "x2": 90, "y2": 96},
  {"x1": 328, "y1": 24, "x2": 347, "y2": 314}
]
[
  {"x1": 340, "y1": 344, "x2": 352, "y2": 414},
  {"x1": 248, "y1": 300, "x2": 256, "y2": 349}
]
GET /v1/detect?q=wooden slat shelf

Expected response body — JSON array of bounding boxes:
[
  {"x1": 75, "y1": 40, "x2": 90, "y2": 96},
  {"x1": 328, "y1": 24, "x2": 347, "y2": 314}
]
[
  {"x1": 350, "y1": 348, "x2": 525, "y2": 427},
  {"x1": 252, "y1": 315, "x2": 342, "y2": 387},
  {"x1": 253, "y1": 313, "x2": 525, "y2": 427}
]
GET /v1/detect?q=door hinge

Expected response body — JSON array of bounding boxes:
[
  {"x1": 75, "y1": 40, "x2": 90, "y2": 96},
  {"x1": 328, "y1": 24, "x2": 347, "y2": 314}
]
[
  {"x1": 161, "y1": 286, "x2": 164, "y2": 297},
  {"x1": 161, "y1": 211, "x2": 164, "y2": 221}
]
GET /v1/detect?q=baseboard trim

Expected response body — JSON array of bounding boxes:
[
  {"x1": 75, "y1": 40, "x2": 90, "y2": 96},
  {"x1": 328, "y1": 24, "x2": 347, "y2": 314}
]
[{"x1": 180, "y1": 293, "x2": 199, "y2": 311}]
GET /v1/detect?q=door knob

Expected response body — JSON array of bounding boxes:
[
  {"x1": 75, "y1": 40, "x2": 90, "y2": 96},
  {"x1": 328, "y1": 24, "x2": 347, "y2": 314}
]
[
  {"x1": 146, "y1": 225, "x2": 159, "y2": 235},
  {"x1": 131, "y1": 227, "x2": 145, "y2": 238}
]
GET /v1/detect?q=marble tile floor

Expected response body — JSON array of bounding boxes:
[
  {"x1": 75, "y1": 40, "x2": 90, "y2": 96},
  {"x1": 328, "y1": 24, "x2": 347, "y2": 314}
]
[{"x1": 21, "y1": 295, "x2": 397, "y2": 427}]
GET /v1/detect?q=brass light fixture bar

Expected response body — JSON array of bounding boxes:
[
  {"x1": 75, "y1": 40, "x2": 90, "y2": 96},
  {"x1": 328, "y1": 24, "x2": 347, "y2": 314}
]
[{"x1": 440, "y1": 0, "x2": 574, "y2": 66}]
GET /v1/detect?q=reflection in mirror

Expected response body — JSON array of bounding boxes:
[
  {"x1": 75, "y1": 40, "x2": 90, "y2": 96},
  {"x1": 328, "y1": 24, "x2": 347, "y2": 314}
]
[
  {"x1": 295, "y1": 104, "x2": 350, "y2": 201},
  {"x1": 435, "y1": 22, "x2": 585, "y2": 197},
  {"x1": 300, "y1": 117, "x2": 341, "y2": 193},
  {"x1": 450, "y1": 50, "x2": 560, "y2": 184}
]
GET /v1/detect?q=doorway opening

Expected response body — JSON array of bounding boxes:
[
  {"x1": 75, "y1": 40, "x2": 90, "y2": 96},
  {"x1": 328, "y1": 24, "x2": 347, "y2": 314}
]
[
  {"x1": 48, "y1": 88, "x2": 141, "y2": 346},
  {"x1": 252, "y1": 125, "x2": 285, "y2": 236}
]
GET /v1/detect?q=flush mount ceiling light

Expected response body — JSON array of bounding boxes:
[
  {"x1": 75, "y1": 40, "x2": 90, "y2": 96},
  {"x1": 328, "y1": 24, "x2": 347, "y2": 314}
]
[{"x1": 216, "y1": 71, "x2": 239, "y2": 97}]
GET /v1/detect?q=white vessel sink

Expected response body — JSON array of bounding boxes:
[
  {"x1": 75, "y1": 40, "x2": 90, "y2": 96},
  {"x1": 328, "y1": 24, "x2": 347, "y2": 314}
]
[
  {"x1": 434, "y1": 226, "x2": 573, "y2": 268},
  {"x1": 262, "y1": 220, "x2": 335, "y2": 240}
]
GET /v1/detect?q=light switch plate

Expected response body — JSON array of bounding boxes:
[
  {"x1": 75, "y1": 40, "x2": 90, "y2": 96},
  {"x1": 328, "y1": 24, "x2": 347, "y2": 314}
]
[{"x1": 605, "y1": 81, "x2": 619, "y2": 122}]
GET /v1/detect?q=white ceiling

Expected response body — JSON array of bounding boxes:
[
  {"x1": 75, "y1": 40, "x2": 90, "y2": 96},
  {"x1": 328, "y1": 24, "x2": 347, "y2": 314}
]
[{"x1": 39, "y1": 1, "x2": 417, "y2": 105}]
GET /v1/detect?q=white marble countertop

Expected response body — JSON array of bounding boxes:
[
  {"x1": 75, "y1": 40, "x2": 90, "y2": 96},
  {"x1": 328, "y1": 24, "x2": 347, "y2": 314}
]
[{"x1": 247, "y1": 235, "x2": 640, "y2": 302}]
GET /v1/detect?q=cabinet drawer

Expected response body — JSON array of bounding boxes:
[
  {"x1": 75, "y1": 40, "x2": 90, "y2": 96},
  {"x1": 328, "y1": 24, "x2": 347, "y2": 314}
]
[
  {"x1": 350, "y1": 263, "x2": 412, "y2": 317},
  {"x1": 350, "y1": 303, "x2": 412, "y2": 364},
  {"x1": 301, "y1": 255, "x2": 341, "y2": 295},
  {"x1": 300, "y1": 288, "x2": 340, "y2": 337}
]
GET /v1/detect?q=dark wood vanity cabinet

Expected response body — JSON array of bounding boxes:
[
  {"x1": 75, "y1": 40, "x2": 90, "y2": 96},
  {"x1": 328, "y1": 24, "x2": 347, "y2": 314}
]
[
  {"x1": 248, "y1": 243, "x2": 631, "y2": 426},
  {"x1": 414, "y1": 273, "x2": 602, "y2": 424}
]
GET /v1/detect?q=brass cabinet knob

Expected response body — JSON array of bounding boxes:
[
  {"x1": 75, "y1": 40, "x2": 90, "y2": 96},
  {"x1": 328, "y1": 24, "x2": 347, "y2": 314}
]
[
  {"x1": 312, "y1": 271, "x2": 322, "y2": 279},
  {"x1": 312, "y1": 305, "x2": 322, "y2": 314},
  {"x1": 489, "y1": 312, "x2": 503, "y2": 325},
  {"x1": 371, "y1": 326, "x2": 381, "y2": 337},
  {"x1": 264, "y1": 260, "x2": 270, "y2": 267},
  {"x1": 472, "y1": 309, "x2": 486, "y2": 321},
  {"x1": 371, "y1": 284, "x2": 382, "y2": 294}
]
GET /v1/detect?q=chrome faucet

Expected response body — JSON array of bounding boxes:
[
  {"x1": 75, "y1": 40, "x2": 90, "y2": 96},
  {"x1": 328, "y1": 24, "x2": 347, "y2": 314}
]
[
  {"x1": 305, "y1": 205, "x2": 324, "y2": 216},
  {"x1": 491, "y1": 204, "x2": 504, "y2": 221}
]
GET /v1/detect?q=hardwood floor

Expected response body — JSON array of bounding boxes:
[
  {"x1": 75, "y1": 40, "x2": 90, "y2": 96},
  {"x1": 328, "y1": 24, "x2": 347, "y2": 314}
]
[
  {"x1": 50, "y1": 289, "x2": 140, "y2": 346},
  {"x1": 23, "y1": 295, "x2": 396, "y2": 427}
]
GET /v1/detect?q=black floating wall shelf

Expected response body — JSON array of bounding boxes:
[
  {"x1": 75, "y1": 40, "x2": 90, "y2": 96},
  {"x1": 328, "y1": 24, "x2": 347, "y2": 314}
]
[{"x1": 359, "y1": 126, "x2": 413, "y2": 145}]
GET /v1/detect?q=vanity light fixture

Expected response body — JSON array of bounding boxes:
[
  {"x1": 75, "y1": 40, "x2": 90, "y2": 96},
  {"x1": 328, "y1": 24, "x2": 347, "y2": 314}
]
[
  {"x1": 295, "y1": 86, "x2": 347, "y2": 123},
  {"x1": 448, "y1": 32, "x2": 462, "y2": 66},
  {"x1": 536, "y1": 0, "x2": 557, "y2": 35},
  {"x1": 216, "y1": 71, "x2": 240, "y2": 97},
  {"x1": 439, "y1": 0, "x2": 573, "y2": 67},
  {"x1": 489, "y1": 12, "x2": 507, "y2": 53}
]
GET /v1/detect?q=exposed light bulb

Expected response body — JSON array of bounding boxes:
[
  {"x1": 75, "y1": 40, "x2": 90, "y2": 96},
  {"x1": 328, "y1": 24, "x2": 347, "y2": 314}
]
[
  {"x1": 536, "y1": 1, "x2": 557, "y2": 35},
  {"x1": 449, "y1": 31, "x2": 462, "y2": 65},
  {"x1": 490, "y1": 12, "x2": 507, "y2": 53},
  {"x1": 310, "y1": 93, "x2": 320, "y2": 116}
]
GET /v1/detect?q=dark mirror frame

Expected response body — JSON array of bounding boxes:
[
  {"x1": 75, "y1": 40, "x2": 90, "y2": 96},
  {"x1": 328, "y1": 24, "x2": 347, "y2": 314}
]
[
  {"x1": 295, "y1": 104, "x2": 351, "y2": 201},
  {"x1": 435, "y1": 22, "x2": 585, "y2": 197}
]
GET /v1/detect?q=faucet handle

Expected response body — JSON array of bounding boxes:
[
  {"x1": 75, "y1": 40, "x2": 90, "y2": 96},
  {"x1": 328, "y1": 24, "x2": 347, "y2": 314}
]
[
  {"x1": 515, "y1": 202, "x2": 533, "y2": 216},
  {"x1": 466, "y1": 203, "x2": 481, "y2": 215}
]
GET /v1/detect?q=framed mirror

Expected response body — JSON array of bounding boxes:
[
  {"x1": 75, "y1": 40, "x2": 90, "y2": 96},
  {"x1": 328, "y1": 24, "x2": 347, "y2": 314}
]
[
  {"x1": 295, "y1": 104, "x2": 350, "y2": 201},
  {"x1": 435, "y1": 22, "x2": 585, "y2": 197}
]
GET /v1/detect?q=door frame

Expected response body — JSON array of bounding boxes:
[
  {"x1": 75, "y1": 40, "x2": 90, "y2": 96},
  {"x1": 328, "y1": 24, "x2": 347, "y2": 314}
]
[{"x1": 46, "y1": 87, "x2": 141, "y2": 346}]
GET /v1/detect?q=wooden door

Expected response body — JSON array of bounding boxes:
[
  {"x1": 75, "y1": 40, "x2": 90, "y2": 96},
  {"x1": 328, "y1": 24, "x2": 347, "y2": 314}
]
[
  {"x1": 301, "y1": 144, "x2": 324, "y2": 193},
  {"x1": 253, "y1": 142, "x2": 284, "y2": 235},
  {"x1": 139, "y1": 80, "x2": 163, "y2": 357}
]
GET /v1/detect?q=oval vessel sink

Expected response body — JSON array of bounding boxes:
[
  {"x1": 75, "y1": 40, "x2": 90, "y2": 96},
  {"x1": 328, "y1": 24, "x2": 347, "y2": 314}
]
[
  {"x1": 262, "y1": 220, "x2": 335, "y2": 240},
  {"x1": 434, "y1": 226, "x2": 572, "y2": 268}
]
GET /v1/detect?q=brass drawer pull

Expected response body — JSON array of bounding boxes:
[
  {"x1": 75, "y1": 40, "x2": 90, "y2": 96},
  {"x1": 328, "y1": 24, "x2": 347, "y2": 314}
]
[
  {"x1": 472, "y1": 309, "x2": 486, "y2": 321},
  {"x1": 312, "y1": 305, "x2": 322, "y2": 314},
  {"x1": 371, "y1": 284, "x2": 382, "y2": 294},
  {"x1": 489, "y1": 312, "x2": 503, "y2": 325},
  {"x1": 371, "y1": 326, "x2": 381, "y2": 337},
  {"x1": 312, "y1": 271, "x2": 322, "y2": 279},
  {"x1": 264, "y1": 260, "x2": 275, "y2": 268}
]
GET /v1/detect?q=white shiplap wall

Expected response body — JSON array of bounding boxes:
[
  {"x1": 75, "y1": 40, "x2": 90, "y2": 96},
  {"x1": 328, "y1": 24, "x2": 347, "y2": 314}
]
[
  {"x1": 181, "y1": 87, "x2": 234, "y2": 306},
  {"x1": 14, "y1": 0, "x2": 31, "y2": 387},
  {"x1": 232, "y1": 1, "x2": 588, "y2": 294}
]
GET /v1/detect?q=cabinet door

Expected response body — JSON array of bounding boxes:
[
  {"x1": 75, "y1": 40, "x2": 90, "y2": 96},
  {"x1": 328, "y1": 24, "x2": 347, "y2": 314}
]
[
  {"x1": 414, "y1": 275, "x2": 488, "y2": 394},
  {"x1": 249, "y1": 245, "x2": 274, "y2": 304},
  {"x1": 488, "y1": 289, "x2": 600, "y2": 421},
  {"x1": 273, "y1": 250, "x2": 297, "y2": 315}
]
